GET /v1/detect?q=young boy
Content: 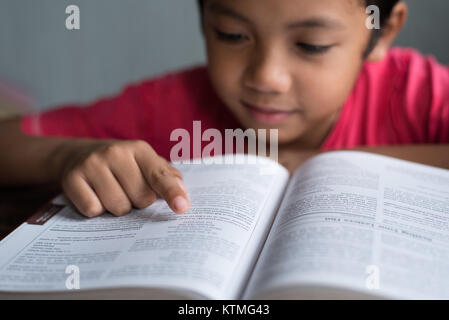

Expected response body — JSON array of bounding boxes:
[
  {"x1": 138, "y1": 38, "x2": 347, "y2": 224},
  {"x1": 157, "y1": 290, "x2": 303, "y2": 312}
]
[{"x1": 0, "y1": 0, "x2": 448, "y2": 219}]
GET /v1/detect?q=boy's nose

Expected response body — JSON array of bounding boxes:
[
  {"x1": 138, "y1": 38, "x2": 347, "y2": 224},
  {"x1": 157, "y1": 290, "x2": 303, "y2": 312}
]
[{"x1": 243, "y1": 49, "x2": 292, "y2": 94}]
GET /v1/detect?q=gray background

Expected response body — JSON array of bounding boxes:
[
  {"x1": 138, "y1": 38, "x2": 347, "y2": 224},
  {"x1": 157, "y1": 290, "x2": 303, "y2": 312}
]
[{"x1": 0, "y1": 0, "x2": 448, "y2": 111}]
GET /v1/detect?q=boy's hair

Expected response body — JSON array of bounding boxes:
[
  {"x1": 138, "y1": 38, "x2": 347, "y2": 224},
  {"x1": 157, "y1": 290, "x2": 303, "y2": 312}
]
[
  {"x1": 363, "y1": 0, "x2": 400, "y2": 57},
  {"x1": 197, "y1": 0, "x2": 400, "y2": 58}
]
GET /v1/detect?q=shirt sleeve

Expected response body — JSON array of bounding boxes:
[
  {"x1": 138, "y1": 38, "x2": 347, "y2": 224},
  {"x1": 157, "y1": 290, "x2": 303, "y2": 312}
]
[
  {"x1": 19, "y1": 66, "x2": 225, "y2": 160},
  {"x1": 391, "y1": 49, "x2": 449, "y2": 144},
  {"x1": 426, "y1": 57, "x2": 449, "y2": 143},
  {"x1": 21, "y1": 82, "x2": 148, "y2": 140}
]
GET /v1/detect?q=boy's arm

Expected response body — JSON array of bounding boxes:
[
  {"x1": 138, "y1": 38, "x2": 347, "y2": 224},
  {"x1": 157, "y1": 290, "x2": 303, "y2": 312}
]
[
  {"x1": 0, "y1": 117, "x2": 190, "y2": 216},
  {"x1": 0, "y1": 117, "x2": 79, "y2": 185},
  {"x1": 348, "y1": 145, "x2": 449, "y2": 170},
  {"x1": 280, "y1": 145, "x2": 449, "y2": 174}
]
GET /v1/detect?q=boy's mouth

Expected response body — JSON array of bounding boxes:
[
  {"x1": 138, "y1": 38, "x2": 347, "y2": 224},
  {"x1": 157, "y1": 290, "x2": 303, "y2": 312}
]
[{"x1": 241, "y1": 101, "x2": 298, "y2": 125}]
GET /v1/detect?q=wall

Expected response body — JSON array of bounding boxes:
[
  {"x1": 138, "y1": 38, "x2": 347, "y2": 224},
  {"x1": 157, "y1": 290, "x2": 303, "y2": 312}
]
[{"x1": 0, "y1": 0, "x2": 447, "y2": 111}]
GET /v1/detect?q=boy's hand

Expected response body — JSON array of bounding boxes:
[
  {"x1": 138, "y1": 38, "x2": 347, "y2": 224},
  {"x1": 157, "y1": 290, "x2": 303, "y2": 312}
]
[{"x1": 60, "y1": 140, "x2": 190, "y2": 218}]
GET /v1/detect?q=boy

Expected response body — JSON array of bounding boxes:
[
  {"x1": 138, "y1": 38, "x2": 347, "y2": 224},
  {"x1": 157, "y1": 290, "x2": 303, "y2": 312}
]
[{"x1": 0, "y1": 0, "x2": 448, "y2": 218}]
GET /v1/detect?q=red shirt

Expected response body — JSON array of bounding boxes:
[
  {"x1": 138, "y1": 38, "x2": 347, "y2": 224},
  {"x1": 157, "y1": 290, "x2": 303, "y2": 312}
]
[{"x1": 21, "y1": 48, "x2": 449, "y2": 160}]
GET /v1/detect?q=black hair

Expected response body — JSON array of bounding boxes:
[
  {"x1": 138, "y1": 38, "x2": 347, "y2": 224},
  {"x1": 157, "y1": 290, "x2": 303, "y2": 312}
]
[
  {"x1": 363, "y1": 0, "x2": 400, "y2": 57},
  {"x1": 197, "y1": 0, "x2": 400, "y2": 59}
]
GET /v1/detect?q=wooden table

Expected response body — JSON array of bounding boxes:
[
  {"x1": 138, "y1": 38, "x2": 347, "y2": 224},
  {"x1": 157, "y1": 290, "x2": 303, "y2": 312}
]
[{"x1": 0, "y1": 184, "x2": 60, "y2": 240}]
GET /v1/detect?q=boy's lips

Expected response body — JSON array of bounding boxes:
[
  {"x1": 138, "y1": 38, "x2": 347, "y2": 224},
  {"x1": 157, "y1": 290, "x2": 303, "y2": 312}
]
[{"x1": 241, "y1": 101, "x2": 299, "y2": 125}]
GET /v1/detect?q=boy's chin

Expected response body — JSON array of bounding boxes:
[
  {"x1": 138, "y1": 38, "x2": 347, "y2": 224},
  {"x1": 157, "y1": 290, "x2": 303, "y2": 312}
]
[
  {"x1": 277, "y1": 133, "x2": 305, "y2": 146},
  {"x1": 256, "y1": 128, "x2": 305, "y2": 146},
  {"x1": 234, "y1": 115, "x2": 306, "y2": 144}
]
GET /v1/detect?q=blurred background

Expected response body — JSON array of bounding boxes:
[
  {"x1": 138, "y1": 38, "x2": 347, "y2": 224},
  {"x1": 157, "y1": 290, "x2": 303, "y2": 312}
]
[{"x1": 0, "y1": 0, "x2": 448, "y2": 114}]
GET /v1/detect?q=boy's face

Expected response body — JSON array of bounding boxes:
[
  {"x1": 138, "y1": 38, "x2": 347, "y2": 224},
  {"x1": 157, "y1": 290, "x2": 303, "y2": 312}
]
[{"x1": 202, "y1": 0, "x2": 373, "y2": 146}]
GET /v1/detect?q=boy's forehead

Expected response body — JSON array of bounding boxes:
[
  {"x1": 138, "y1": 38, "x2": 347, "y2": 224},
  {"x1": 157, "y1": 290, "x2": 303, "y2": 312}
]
[{"x1": 204, "y1": 0, "x2": 365, "y2": 28}]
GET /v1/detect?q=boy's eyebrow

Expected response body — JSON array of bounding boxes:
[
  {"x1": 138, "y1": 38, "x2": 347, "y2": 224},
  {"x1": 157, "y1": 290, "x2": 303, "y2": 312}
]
[
  {"x1": 205, "y1": 2, "x2": 251, "y2": 24},
  {"x1": 205, "y1": 2, "x2": 345, "y2": 30},
  {"x1": 287, "y1": 17, "x2": 345, "y2": 30}
]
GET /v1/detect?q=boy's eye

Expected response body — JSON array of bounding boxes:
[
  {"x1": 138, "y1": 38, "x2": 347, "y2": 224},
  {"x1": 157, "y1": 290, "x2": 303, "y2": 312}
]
[
  {"x1": 214, "y1": 29, "x2": 248, "y2": 43},
  {"x1": 296, "y1": 43, "x2": 332, "y2": 54}
]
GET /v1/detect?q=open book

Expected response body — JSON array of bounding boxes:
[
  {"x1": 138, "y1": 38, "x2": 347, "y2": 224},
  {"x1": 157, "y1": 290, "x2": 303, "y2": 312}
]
[{"x1": 1, "y1": 151, "x2": 449, "y2": 299}]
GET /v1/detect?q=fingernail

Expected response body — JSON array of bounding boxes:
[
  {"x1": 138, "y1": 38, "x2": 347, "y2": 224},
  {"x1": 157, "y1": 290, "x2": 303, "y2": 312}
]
[
  {"x1": 173, "y1": 196, "x2": 188, "y2": 213},
  {"x1": 176, "y1": 178, "x2": 187, "y2": 193}
]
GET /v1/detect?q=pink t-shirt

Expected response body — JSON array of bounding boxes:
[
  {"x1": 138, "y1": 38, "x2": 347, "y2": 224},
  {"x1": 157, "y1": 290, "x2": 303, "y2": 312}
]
[{"x1": 21, "y1": 47, "x2": 449, "y2": 160}]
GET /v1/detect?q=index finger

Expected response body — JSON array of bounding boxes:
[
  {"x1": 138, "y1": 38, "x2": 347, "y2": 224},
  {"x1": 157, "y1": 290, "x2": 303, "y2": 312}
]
[{"x1": 135, "y1": 150, "x2": 190, "y2": 214}]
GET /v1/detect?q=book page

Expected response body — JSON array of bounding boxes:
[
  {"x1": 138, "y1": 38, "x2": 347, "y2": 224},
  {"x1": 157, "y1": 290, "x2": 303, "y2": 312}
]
[
  {"x1": 0, "y1": 154, "x2": 288, "y2": 299},
  {"x1": 244, "y1": 151, "x2": 449, "y2": 299}
]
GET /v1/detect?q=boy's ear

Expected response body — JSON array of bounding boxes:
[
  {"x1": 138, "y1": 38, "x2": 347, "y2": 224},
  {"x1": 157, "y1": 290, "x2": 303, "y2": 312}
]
[{"x1": 366, "y1": 2, "x2": 408, "y2": 62}]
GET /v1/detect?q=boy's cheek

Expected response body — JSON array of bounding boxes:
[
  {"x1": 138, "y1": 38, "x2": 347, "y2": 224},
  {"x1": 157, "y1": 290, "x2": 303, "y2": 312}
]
[
  {"x1": 208, "y1": 52, "x2": 244, "y2": 86},
  {"x1": 208, "y1": 57, "x2": 244, "y2": 104}
]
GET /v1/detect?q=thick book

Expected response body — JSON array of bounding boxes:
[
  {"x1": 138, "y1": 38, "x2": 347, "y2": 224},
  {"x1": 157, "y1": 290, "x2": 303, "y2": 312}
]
[{"x1": 1, "y1": 151, "x2": 448, "y2": 299}]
